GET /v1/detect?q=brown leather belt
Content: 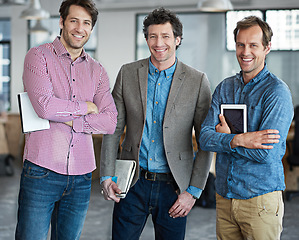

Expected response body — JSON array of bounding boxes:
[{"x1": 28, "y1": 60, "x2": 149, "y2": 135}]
[{"x1": 140, "y1": 168, "x2": 174, "y2": 182}]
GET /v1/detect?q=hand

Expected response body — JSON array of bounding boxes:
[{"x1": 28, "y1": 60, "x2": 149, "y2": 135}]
[
  {"x1": 101, "y1": 178, "x2": 122, "y2": 203},
  {"x1": 216, "y1": 114, "x2": 231, "y2": 134},
  {"x1": 86, "y1": 101, "x2": 99, "y2": 115},
  {"x1": 231, "y1": 129, "x2": 280, "y2": 149},
  {"x1": 168, "y1": 191, "x2": 196, "y2": 218}
]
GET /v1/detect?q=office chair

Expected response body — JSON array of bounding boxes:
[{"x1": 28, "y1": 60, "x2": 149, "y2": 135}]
[{"x1": 285, "y1": 106, "x2": 299, "y2": 201}]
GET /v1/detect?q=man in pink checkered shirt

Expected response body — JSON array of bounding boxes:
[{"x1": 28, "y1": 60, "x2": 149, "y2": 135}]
[{"x1": 15, "y1": 1, "x2": 117, "y2": 239}]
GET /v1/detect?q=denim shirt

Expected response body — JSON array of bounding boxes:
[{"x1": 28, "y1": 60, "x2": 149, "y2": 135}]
[
  {"x1": 139, "y1": 59, "x2": 175, "y2": 173},
  {"x1": 139, "y1": 59, "x2": 202, "y2": 198},
  {"x1": 199, "y1": 65, "x2": 294, "y2": 199}
]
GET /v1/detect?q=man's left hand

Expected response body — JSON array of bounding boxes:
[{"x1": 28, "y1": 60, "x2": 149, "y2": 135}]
[{"x1": 168, "y1": 191, "x2": 196, "y2": 218}]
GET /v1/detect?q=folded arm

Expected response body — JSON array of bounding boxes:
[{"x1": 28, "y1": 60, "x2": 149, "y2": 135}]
[
  {"x1": 217, "y1": 114, "x2": 280, "y2": 149},
  {"x1": 23, "y1": 47, "x2": 117, "y2": 134},
  {"x1": 200, "y1": 87, "x2": 293, "y2": 163}
]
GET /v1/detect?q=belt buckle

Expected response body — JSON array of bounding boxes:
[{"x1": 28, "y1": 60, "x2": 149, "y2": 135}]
[{"x1": 145, "y1": 171, "x2": 156, "y2": 181}]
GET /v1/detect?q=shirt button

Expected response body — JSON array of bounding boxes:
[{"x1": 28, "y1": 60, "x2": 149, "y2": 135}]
[
  {"x1": 73, "y1": 79, "x2": 75, "y2": 82},
  {"x1": 158, "y1": 83, "x2": 161, "y2": 86},
  {"x1": 73, "y1": 95, "x2": 75, "y2": 98},
  {"x1": 156, "y1": 101, "x2": 158, "y2": 104},
  {"x1": 149, "y1": 158, "x2": 152, "y2": 161},
  {"x1": 154, "y1": 121, "x2": 156, "y2": 124},
  {"x1": 152, "y1": 140, "x2": 154, "y2": 143}
]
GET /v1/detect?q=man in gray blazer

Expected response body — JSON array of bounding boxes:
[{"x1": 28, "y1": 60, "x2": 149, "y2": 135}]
[{"x1": 100, "y1": 7, "x2": 212, "y2": 240}]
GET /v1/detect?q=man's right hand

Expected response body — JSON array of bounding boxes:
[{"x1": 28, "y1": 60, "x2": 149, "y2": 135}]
[
  {"x1": 86, "y1": 101, "x2": 99, "y2": 115},
  {"x1": 101, "y1": 178, "x2": 122, "y2": 203},
  {"x1": 216, "y1": 114, "x2": 231, "y2": 134}
]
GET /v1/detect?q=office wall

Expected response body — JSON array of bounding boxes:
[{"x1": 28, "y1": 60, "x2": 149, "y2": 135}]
[{"x1": 2, "y1": 0, "x2": 299, "y2": 112}]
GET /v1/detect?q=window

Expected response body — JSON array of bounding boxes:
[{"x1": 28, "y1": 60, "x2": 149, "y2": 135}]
[
  {"x1": 226, "y1": 9, "x2": 299, "y2": 51},
  {"x1": 0, "y1": 19, "x2": 11, "y2": 111},
  {"x1": 226, "y1": 10, "x2": 263, "y2": 51},
  {"x1": 266, "y1": 10, "x2": 299, "y2": 50}
]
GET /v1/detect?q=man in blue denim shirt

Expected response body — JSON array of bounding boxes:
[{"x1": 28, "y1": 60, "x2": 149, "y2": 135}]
[{"x1": 199, "y1": 16, "x2": 293, "y2": 239}]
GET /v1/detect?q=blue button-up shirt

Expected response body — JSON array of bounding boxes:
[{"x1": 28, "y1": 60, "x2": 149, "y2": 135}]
[
  {"x1": 139, "y1": 59, "x2": 201, "y2": 198},
  {"x1": 139, "y1": 60, "x2": 175, "y2": 173},
  {"x1": 199, "y1": 65, "x2": 293, "y2": 199}
]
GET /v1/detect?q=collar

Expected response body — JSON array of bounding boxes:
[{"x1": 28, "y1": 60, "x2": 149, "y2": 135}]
[
  {"x1": 148, "y1": 58, "x2": 177, "y2": 79},
  {"x1": 53, "y1": 37, "x2": 88, "y2": 61}
]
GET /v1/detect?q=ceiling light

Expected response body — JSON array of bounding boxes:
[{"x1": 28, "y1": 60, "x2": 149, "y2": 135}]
[
  {"x1": 198, "y1": 0, "x2": 234, "y2": 12},
  {"x1": 0, "y1": 0, "x2": 27, "y2": 5},
  {"x1": 20, "y1": 0, "x2": 50, "y2": 20},
  {"x1": 30, "y1": 20, "x2": 48, "y2": 33}
]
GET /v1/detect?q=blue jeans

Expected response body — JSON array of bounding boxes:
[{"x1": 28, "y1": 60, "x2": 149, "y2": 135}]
[
  {"x1": 15, "y1": 160, "x2": 92, "y2": 240},
  {"x1": 112, "y1": 174, "x2": 187, "y2": 240}
]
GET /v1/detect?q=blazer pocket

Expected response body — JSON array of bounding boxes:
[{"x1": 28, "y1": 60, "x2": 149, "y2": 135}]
[
  {"x1": 122, "y1": 141, "x2": 132, "y2": 152},
  {"x1": 179, "y1": 151, "x2": 194, "y2": 161}
]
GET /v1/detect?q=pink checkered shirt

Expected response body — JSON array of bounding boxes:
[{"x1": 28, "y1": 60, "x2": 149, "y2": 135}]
[{"x1": 22, "y1": 37, "x2": 117, "y2": 175}]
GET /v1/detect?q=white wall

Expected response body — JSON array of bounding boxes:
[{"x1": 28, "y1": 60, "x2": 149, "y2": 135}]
[
  {"x1": 96, "y1": 11, "x2": 136, "y2": 86},
  {"x1": 4, "y1": 0, "x2": 299, "y2": 112}
]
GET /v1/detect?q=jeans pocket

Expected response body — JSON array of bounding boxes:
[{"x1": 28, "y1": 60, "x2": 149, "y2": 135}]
[
  {"x1": 23, "y1": 160, "x2": 50, "y2": 179},
  {"x1": 83, "y1": 172, "x2": 92, "y2": 181}
]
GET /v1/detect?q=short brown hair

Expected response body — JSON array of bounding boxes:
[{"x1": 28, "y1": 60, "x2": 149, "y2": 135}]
[
  {"x1": 143, "y1": 7, "x2": 183, "y2": 49},
  {"x1": 233, "y1": 16, "x2": 273, "y2": 48},
  {"x1": 59, "y1": 0, "x2": 98, "y2": 29}
]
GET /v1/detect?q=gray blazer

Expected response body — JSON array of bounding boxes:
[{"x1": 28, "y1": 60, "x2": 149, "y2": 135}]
[{"x1": 100, "y1": 58, "x2": 212, "y2": 193}]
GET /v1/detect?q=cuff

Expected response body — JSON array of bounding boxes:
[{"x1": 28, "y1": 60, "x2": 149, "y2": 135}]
[{"x1": 186, "y1": 185, "x2": 203, "y2": 199}]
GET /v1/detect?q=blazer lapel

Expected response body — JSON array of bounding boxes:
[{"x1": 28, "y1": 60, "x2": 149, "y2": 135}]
[
  {"x1": 164, "y1": 61, "x2": 186, "y2": 120},
  {"x1": 138, "y1": 59, "x2": 149, "y2": 117}
]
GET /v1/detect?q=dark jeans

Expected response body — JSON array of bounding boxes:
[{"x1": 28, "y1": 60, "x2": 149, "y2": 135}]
[
  {"x1": 15, "y1": 160, "x2": 92, "y2": 240},
  {"x1": 112, "y1": 174, "x2": 187, "y2": 240}
]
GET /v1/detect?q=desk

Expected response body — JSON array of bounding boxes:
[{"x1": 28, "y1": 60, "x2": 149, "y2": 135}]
[{"x1": 0, "y1": 119, "x2": 9, "y2": 155}]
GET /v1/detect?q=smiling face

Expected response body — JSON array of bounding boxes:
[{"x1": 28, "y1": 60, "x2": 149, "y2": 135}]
[
  {"x1": 146, "y1": 22, "x2": 181, "y2": 71},
  {"x1": 59, "y1": 4, "x2": 93, "y2": 60},
  {"x1": 235, "y1": 25, "x2": 271, "y2": 84}
]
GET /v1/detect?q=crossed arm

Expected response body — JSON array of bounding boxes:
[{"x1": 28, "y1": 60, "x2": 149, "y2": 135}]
[
  {"x1": 216, "y1": 114, "x2": 280, "y2": 149},
  {"x1": 64, "y1": 101, "x2": 99, "y2": 127}
]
